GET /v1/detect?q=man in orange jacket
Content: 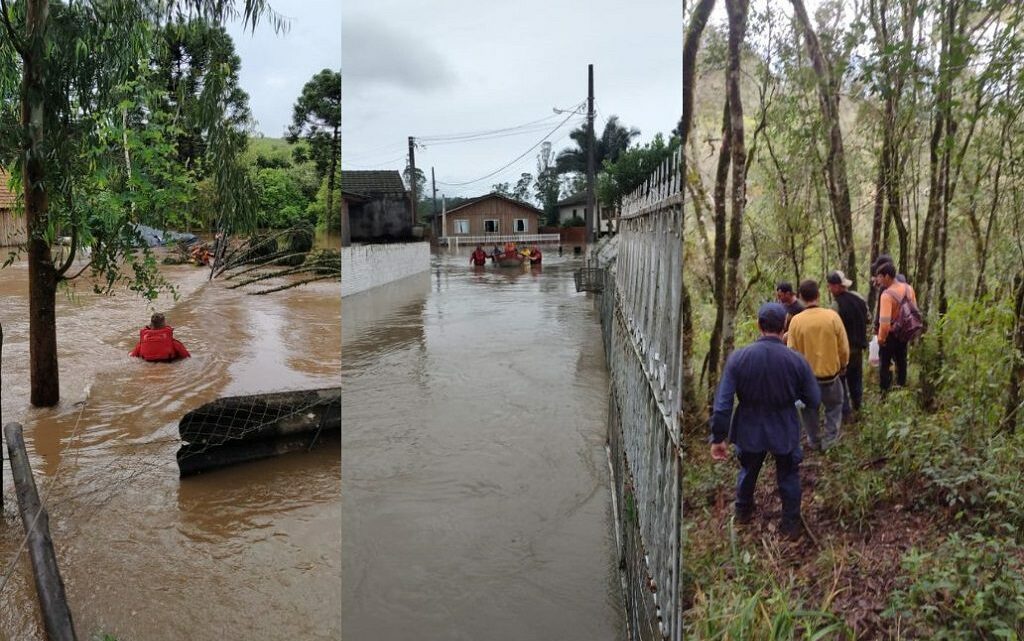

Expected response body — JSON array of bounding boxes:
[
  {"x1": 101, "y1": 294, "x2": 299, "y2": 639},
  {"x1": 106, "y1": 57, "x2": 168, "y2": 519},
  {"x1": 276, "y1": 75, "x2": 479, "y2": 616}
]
[{"x1": 129, "y1": 313, "x2": 191, "y2": 362}]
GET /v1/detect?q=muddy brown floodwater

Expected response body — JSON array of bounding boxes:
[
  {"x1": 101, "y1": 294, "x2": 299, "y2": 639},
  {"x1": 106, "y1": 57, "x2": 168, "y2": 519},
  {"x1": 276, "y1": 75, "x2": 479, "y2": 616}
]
[
  {"x1": 0, "y1": 240, "x2": 340, "y2": 640},
  {"x1": 342, "y1": 253, "x2": 623, "y2": 641}
]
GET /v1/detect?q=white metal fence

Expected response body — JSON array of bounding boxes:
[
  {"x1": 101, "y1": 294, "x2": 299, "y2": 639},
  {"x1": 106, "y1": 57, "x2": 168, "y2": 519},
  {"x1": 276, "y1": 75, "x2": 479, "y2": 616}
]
[
  {"x1": 439, "y1": 233, "x2": 561, "y2": 249},
  {"x1": 599, "y1": 147, "x2": 684, "y2": 641}
]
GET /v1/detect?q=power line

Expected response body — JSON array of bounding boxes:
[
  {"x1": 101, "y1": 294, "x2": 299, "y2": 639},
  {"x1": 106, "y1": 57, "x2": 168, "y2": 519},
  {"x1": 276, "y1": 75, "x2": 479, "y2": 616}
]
[
  {"x1": 435, "y1": 109, "x2": 582, "y2": 188},
  {"x1": 419, "y1": 119, "x2": 585, "y2": 148},
  {"x1": 417, "y1": 103, "x2": 583, "y2": 143}
]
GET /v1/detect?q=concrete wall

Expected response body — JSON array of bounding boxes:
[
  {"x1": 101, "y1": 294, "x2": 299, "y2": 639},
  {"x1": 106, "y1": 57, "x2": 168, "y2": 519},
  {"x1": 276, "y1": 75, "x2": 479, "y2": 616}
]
[{"x1": 342, "y1": 241, "x2": 431, "y2": 297}]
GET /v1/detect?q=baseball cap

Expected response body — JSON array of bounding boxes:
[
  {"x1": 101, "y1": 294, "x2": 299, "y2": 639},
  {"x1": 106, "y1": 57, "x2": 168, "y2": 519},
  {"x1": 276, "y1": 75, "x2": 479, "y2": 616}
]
[{"x1": 757, "y1": 302, "x2": 787, "y2": 333}]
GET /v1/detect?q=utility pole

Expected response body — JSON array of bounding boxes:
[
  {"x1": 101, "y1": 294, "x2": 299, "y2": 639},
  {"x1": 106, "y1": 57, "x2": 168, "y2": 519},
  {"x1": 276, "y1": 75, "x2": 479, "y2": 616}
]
[
  {"x1": 408, "y1": 136, "x2": 418, "y2": 227},
  {"x1": 431, "y1": 167, "x2": 438, "y2": 237},
  {"x1": 586, "y1": 64, "x2": 596, "y2": 244}
]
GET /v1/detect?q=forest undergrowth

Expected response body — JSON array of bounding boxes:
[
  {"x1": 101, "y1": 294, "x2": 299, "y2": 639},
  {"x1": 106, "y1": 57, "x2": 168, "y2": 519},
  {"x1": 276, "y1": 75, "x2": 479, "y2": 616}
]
[{"x1": 682, "y1": 299, "x2": 1024, "y2": 640}]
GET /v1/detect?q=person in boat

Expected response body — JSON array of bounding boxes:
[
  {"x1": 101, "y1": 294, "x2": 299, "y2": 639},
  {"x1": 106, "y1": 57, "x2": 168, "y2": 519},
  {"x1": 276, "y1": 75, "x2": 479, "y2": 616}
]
[
  {"x1": 528, "y1": 246, "x2": 542, "y2": 265},
  {"x1": 470, "y1": 244, "x2": 488, "y2": 266},
  {"x1": 503, "y1": 241, "x2": 518, "y2": 259},
  {"x1": 129, "y1": 313, "x2": 191, "y2": 362},
  {"x1": 491, "y1": 244, "x2": 502, "y2": 262}
]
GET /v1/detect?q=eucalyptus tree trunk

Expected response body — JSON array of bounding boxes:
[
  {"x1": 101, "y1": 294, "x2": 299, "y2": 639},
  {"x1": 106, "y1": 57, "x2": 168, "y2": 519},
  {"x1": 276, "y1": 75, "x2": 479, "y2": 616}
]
[
  {"x1": 789, "y1": 0, "x2": 856, "y2": 288},
  {"x1": 327, "y1": 125, "x2": 339, "y2": 228},
  {"x1": 23, "y1": 0, "x2": 60, "y2": 407},
  {"x1": 869, "y1": 0, "x2": 916, "y2": 311},
  {"x1": 679, "y1": 0, "x2": 717, "y2": 430},
  {"x1": 706, "y1": 100, "x2": 731, "y2": 406},
  {"x1": 721, "y1": 0, "x2": 750, "y2": 362}
]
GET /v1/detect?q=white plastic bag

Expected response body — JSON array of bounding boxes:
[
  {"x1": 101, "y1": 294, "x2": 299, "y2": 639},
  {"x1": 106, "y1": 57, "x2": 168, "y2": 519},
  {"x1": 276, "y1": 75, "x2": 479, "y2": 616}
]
[{"x1": 868, "y1": 336, "x2": 880, "y2": 367}]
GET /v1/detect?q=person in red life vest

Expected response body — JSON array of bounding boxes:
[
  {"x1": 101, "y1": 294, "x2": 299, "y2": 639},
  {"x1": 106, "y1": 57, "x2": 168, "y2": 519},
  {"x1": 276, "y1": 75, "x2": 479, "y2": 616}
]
[
  {"x1": 528, "y1": 246, "x2": 542, "y2": 265},
  {"x1": 470, "y1": 244, "x2": 488, "y2": 266},
  {"x1": 129, "y1": 313, "x2": 191, "y2": 362}
]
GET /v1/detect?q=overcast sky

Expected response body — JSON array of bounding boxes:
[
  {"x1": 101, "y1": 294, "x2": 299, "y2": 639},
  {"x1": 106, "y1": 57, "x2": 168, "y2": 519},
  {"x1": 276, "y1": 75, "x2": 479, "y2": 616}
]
[
  {"x1": 342, "y1": 0, "x2": 683, "y2": 201},
  {"x1": 227, "y1": 0, "x2": 342, "y2": 138}
]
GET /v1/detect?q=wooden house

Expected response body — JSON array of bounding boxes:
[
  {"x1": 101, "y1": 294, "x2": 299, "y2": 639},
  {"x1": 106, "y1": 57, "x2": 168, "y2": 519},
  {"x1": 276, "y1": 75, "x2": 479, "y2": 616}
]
[
  {"x1": 0, "y1": 170, "x2": 23, "y2": 247},
  {"x1": 442, "y1": 193, "x2": 542, "y2": 237}
]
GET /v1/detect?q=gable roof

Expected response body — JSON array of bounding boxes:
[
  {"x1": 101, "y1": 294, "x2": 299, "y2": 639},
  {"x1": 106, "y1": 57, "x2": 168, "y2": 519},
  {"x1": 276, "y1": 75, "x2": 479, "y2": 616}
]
[
  {"x1": 444, "y1": 192, "x2": 543, "y2": 217},
  {"x1": 0, "y1": 170, "x2": 15, "y2": 209},
  {"x1": 555, "y1": 192, "x2": 586, "y2": 207},
  {"x1": 341, "y1": 170, "x2": 407, "y2": 196}
]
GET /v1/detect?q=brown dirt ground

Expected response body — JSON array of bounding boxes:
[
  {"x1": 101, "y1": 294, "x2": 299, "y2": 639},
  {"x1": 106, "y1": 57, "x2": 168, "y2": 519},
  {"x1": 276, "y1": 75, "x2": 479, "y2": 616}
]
[{"x1": 687, "y1": 449, "x2": 941, "y2": 639}]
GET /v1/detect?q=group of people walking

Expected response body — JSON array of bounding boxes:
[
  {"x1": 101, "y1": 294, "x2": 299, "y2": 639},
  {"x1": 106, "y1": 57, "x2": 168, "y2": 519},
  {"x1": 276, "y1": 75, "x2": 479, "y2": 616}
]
[{"x1": 710, "y1": 254, "x2": 917, "y2": 540}]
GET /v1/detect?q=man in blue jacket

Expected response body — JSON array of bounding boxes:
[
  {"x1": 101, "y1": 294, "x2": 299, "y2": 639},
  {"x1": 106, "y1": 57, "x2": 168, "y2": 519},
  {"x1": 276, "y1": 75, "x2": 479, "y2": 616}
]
[{"x1": 710, "y1": 302, "x2": 820, "y2": 539}]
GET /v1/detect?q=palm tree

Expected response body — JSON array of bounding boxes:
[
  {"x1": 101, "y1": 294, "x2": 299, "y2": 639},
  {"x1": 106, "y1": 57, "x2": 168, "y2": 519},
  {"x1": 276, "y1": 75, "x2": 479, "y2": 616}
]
[{"x1": 554, "y1": 115, "x2": 640, "y2": 176}]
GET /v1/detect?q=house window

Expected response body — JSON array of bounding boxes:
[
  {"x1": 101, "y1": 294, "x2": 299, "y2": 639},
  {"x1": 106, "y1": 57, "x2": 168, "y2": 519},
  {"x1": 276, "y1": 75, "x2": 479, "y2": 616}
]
[
  {"x1": 514, "y1": 219, "x2": 527, "y2": 233},
  {"x1": 484, "y1": 219, "x2": 499, "y2": 233},
  {"x1": 454, "y1": 219, "x2": 469, "y2": 234}
]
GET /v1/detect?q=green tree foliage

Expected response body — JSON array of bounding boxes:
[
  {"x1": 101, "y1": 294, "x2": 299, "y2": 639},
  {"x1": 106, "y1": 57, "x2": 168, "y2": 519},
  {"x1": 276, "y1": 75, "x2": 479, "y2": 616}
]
[
  {"x1": 598, "y1": 133, "x2": 680, "y2": 211},
  {"x1": 554, "y1": 115, "x2": 641, "y2": 176},
  {"x1": 0, "y1": 0, "x2": 282, "y2": 406},
  {"x1": 287, "y1": 69, "x2": 340, "y2": 229},
  {"x1": 152, "y1": 18, "x2": 252, "y2": 177}
]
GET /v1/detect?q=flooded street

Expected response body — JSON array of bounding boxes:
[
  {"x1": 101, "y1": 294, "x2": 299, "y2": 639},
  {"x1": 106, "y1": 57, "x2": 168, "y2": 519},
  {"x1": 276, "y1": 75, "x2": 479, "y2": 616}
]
[
  {"x1": 0, "y1": 243, "x2": 341, "y2": 639},
  {"x1": 342, "y1": 253, "x2": 623, "y2": 640}
]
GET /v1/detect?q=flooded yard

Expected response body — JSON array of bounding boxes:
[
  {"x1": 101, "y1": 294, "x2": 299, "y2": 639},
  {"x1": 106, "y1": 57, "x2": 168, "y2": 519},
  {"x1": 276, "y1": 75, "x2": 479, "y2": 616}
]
[
  {"x1": 0, "y1": 246, "x2": 340, "y2": 639},
  {"x1": 342, "y1": 252, "x2": 623, "y2": 640}
]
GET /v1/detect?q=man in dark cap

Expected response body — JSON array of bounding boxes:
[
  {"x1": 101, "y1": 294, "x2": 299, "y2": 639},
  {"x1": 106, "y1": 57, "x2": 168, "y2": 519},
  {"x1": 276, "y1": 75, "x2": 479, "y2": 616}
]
[
  {"x1": 827, "y1": 270, "x2": 869, "y2": 420},
  {"x1": 710, "y1": 302, "x2": 821, "y2": 540}
]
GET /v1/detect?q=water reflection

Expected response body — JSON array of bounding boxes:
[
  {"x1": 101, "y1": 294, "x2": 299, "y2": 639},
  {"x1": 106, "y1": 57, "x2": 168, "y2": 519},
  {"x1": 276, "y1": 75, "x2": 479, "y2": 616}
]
[{"x1": 343, "y1": 253, "x2": 622, "y2": 641}]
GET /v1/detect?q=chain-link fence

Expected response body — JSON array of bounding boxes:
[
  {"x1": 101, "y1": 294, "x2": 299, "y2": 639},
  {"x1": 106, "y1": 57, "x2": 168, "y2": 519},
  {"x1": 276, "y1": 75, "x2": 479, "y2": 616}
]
[{"x1": 597, "y1": 148, "x2": 684, "y2": 641}]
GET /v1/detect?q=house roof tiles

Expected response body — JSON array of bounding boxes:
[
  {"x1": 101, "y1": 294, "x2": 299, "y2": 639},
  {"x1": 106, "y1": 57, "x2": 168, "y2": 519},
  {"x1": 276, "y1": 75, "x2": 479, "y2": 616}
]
[{"x1": 341, "y1": 170, "x2": 407, "y2": 195}]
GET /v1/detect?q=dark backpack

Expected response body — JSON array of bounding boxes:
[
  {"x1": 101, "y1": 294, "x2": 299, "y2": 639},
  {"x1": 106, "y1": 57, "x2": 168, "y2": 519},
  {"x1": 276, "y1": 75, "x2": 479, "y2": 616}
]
[{"x1": 885, "y1": 287, "x2": 924, "y2": 343}]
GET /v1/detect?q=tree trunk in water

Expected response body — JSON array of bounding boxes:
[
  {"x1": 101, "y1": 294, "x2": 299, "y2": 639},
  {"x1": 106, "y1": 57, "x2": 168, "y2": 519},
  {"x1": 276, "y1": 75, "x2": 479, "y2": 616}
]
[
  {"x1": 790, "y1": 0, "x2": 856, "y2": 288},
  {"x1": 721, "y1": 0, "x2": 749, "y2": 362},
  {"x1": 24, "y1": 0, "x2": 59, "y2": 408},
  {"x1": 706, "y1": 100, "x2": 731, "y2": 407}
]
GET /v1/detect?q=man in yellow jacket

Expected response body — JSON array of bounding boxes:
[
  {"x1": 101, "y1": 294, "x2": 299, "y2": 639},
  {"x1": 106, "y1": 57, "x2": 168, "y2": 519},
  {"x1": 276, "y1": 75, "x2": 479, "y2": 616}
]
[{"x1": 787, "y1": 280, "x2": 850, "y2": 451}]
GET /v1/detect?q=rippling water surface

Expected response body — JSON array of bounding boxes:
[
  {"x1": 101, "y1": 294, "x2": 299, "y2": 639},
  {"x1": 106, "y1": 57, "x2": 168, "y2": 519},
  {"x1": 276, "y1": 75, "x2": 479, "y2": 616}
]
[
  {"x1": 342, "y1": 252, "x2": 622, "y2": 641},
  {"x1": 0, "y1": 244, "x2": 340, "y2": 640}
]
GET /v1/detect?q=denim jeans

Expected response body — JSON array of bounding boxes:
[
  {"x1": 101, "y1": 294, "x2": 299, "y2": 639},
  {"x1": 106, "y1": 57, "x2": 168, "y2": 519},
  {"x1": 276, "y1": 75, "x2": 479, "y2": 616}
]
[
  {"x1": 803, "y1": 377, "x2": 844, "y2": 449},
  {"x1": 842, "y1": 347, "x2": 863, "y2": 414},
  {"x1": 735, "y1": 448, "x2": 802, "y2": 521}
]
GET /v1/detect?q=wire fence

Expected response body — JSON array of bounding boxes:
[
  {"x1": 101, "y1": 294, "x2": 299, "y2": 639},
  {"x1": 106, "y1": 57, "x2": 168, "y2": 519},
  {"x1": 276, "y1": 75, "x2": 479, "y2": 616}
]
[{"x1": 597, "y1": 146, "x2": 684, "y2": 641}]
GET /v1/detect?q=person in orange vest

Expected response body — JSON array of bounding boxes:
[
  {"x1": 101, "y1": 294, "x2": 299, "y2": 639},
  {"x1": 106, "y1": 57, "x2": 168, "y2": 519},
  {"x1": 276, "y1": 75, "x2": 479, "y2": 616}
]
[
  {"x1": 470, "y1": 244, "x2": 488, "y2": 266},
  {"x1": 129, "y1": 313, "x2": 191, "y2": 362},
  {"x1": 528, "y1": 246, "x2": 542, "y2": 265}
]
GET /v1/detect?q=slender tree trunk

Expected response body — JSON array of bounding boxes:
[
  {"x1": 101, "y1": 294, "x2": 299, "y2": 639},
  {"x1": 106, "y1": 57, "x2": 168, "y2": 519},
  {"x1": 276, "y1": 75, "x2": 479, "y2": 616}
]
[
  {"x1": 679, "y1": 0, "x2": 718, "y2": 429},
  {"x1": 1004, "y1": 273, "x2": 1024, "y2": 434},
  {"x1": 327, "y1": 126, "x2": 339, "y2": 230},
  {"x1": 721, "y1": 0, "x2": 750, "y2": 362},
  {"x1": 790, "y1": 0, "x2": 856, "y2": 288},
  {"x1": 681, "y1": 0, "x2": 717, "y2": 146},
  {"x1": 24, "y1": 0, "x2": 59, "y2": 407},
  {"x1": 706, "y1": 100, "x2": 731, "y2": 406}
]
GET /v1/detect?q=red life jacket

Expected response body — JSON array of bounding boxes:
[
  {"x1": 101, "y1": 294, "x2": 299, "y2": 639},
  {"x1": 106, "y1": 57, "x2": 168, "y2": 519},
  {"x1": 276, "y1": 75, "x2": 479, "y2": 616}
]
[
  {"x1": 471, "y1": 249, "x2": 488, "y2": 266},
  {"x1": 130, "y1": 326, "x2": 191, "y2": 362}
]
